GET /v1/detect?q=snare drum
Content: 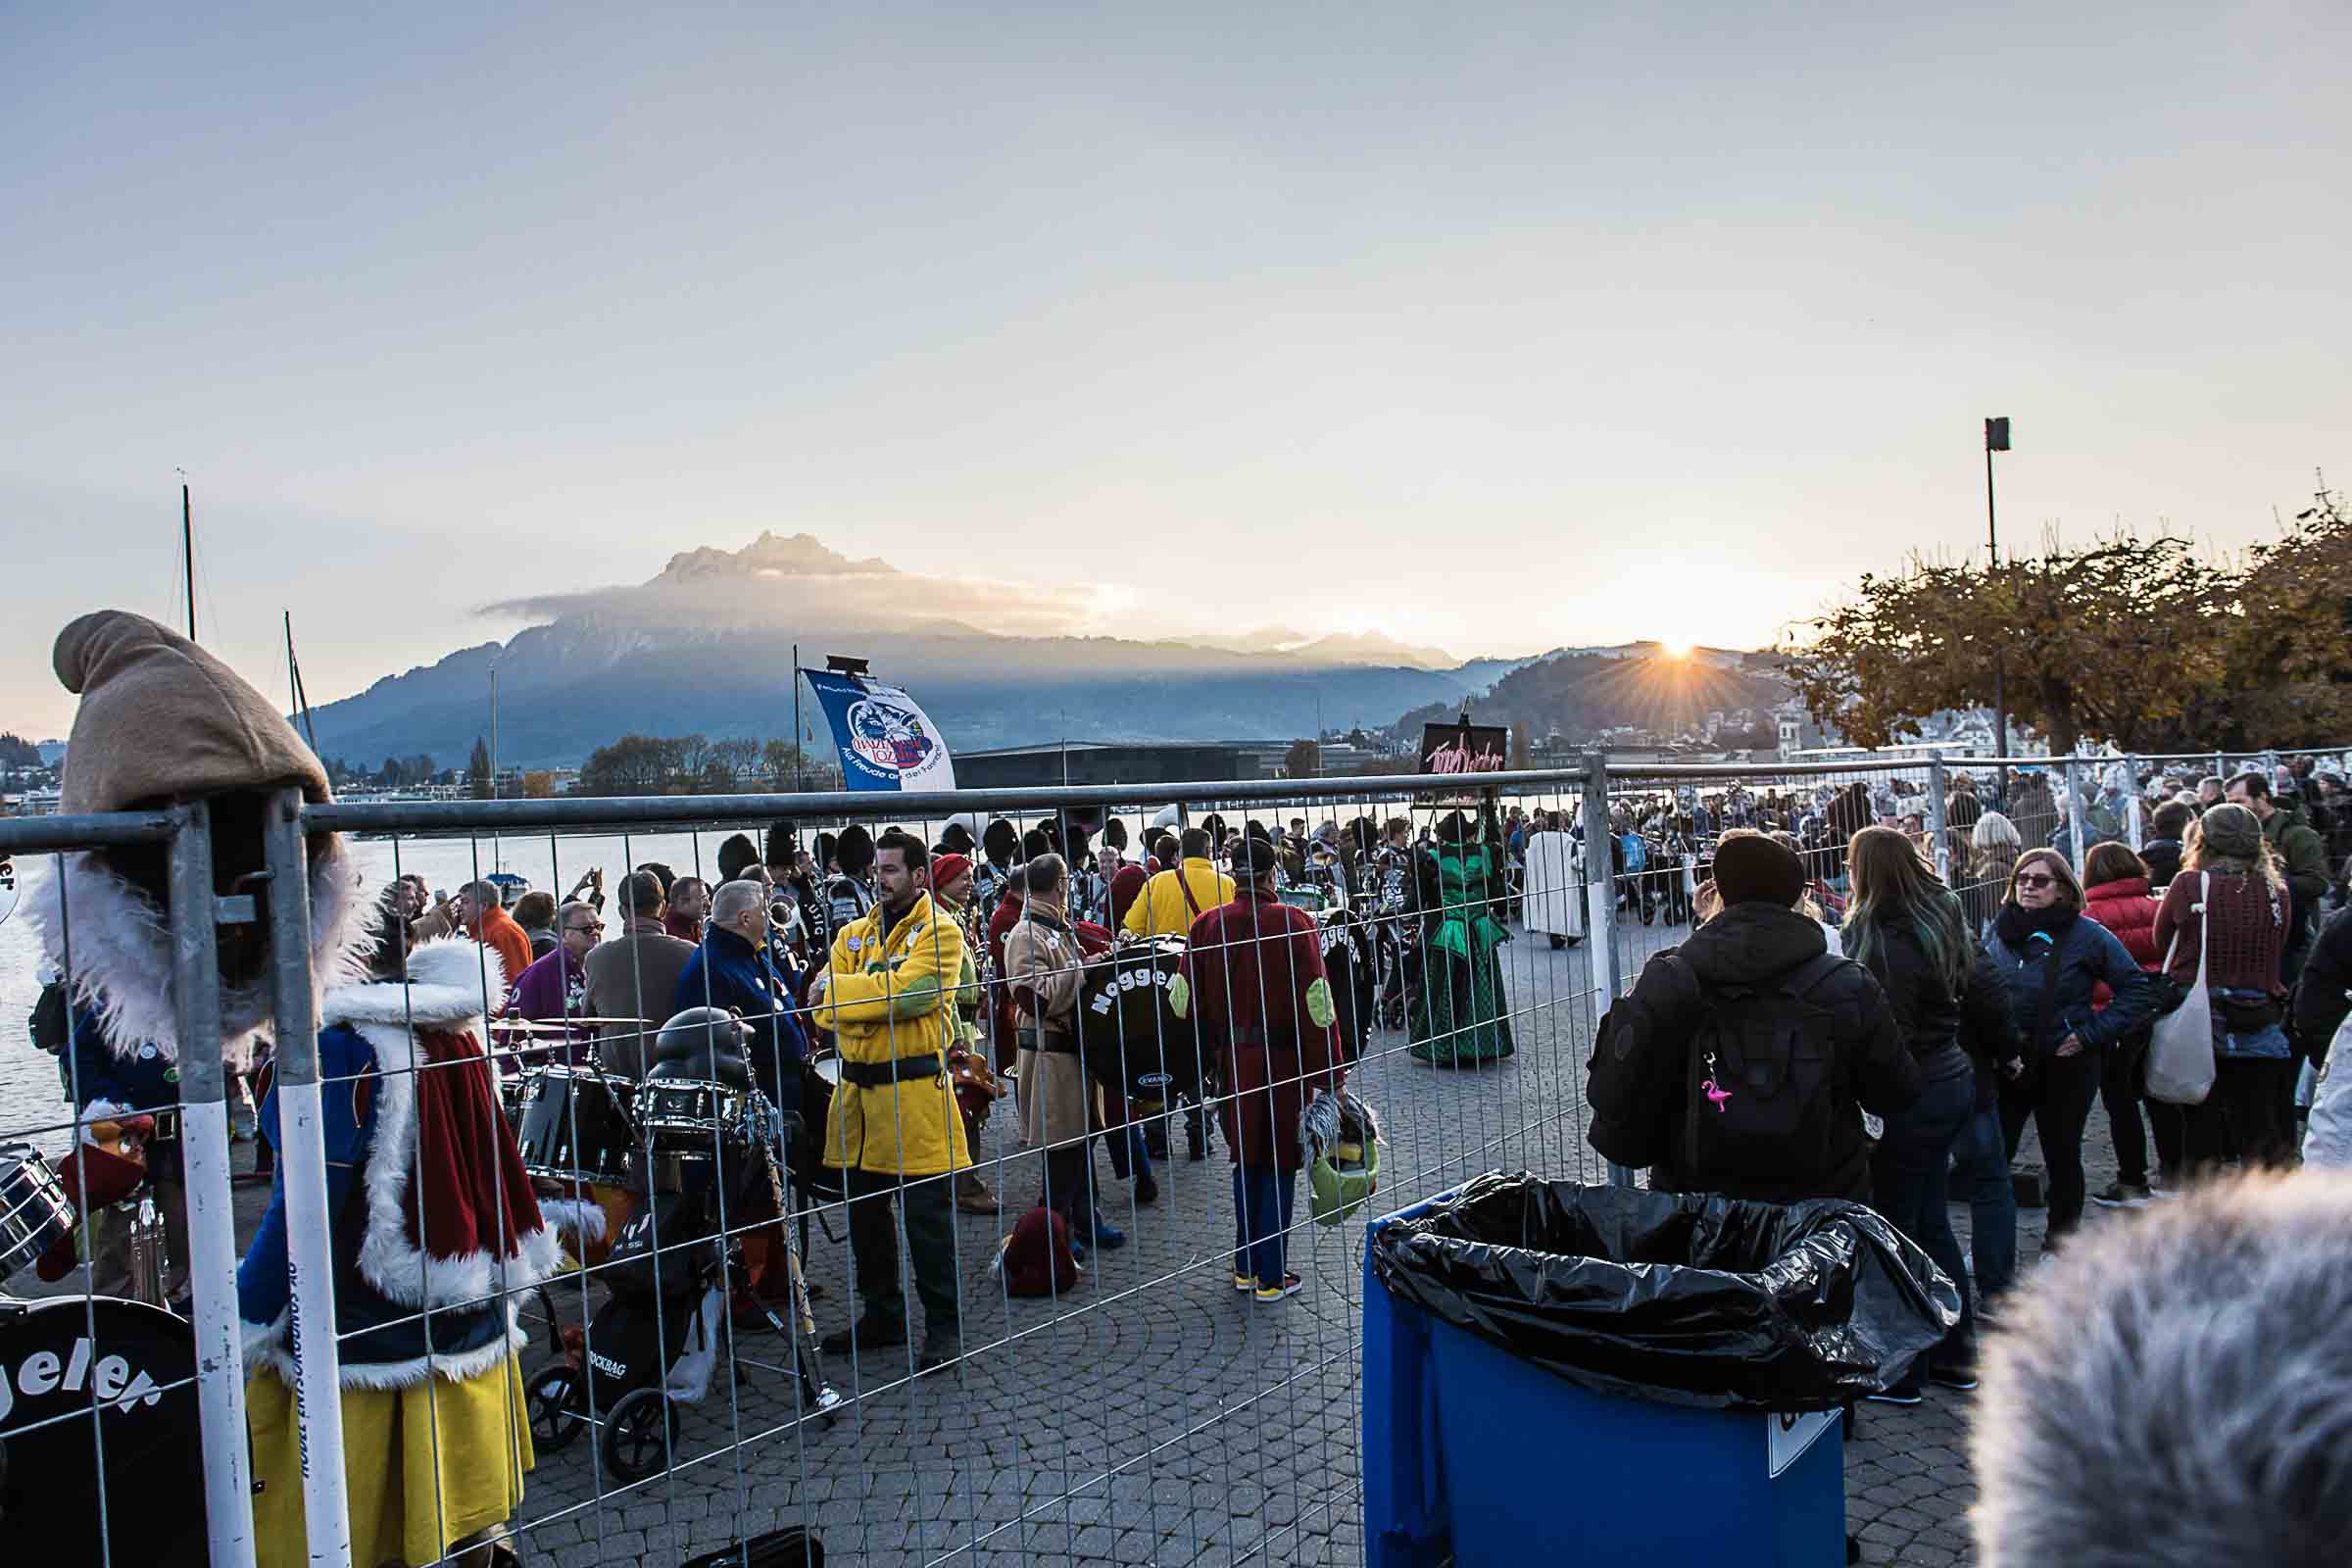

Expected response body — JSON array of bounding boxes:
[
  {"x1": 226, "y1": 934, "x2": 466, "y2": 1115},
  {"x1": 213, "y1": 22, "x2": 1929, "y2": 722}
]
[
  {"x1": 0, "y1": 1144, "x2": 74, "y2": 1285},
  {"x1": 636, "y1": 1077, "x2": 745, "y2": 1150},
  {"x1": 514, "y1": 1065, "x2": 639, "y2": 1185}
]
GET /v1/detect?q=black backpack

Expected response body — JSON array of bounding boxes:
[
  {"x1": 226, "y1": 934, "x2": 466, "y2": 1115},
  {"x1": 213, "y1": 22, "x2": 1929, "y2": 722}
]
[{"x1": 1679, "y1": 951, "x2": 1849, "y2": 1196}]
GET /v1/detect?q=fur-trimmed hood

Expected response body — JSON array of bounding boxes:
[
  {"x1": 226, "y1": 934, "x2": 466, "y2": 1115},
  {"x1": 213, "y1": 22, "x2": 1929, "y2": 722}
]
[
  {"x1": 321, "y1": 934, "x2": 509, "y2": 1032},
  {"x1": 29, "y1": 836, "x2": 368, "y2": 1068}
]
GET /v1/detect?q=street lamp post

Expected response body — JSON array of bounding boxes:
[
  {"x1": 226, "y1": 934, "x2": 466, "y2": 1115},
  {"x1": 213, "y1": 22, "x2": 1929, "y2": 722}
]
[{"x1": 1985, "y1": 416, "x2": 2011, "y2": 784}]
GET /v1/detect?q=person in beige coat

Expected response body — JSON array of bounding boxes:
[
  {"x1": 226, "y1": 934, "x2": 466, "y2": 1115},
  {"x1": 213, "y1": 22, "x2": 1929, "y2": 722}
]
[{"x1": 1003, "y1": 855, "x2": 1123, "y2": 1253}]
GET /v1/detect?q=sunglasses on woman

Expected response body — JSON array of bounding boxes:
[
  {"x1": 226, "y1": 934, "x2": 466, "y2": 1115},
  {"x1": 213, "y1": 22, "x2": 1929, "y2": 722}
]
[{"x1": 2014, "y1": 872, "x2": 2059, "y2": 889}]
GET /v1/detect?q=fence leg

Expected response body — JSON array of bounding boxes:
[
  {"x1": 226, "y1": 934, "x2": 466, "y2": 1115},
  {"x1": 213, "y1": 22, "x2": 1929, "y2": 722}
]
[
  {"x1": 168, "y1": 801, "x2": 260, "y2": 1568},
  {"x1": 1927, "y1": 754, "x2": 1950, "y2": 884},
  {"x1": 2126, "y1": 756, "x2": 2145, "y2": 851},
  {"x1": 2063, "y1": 758, "x2": 2091, "y2": 877},
  {"x1": 263, "y1": 787, "x2": 355, "y2": 1568},
  {"x1": 1579, "y1": 756, "x2": 1632, "y2": 1188}
]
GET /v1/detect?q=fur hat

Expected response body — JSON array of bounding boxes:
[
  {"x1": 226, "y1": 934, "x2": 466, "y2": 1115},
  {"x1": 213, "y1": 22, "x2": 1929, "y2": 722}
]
[
  {"x1": 1711, "y1": 834, "x2": 1806, "y2": 909},
  {"x1": 716, "y1": 833, "x2": 760, "y2": 882},
  {"x1": 32, "y1": 611, "x2": 362, "y2": 1066},
  {"x1": 1974, "y1": 1171, "x2": 2352, "y2": 1567}
]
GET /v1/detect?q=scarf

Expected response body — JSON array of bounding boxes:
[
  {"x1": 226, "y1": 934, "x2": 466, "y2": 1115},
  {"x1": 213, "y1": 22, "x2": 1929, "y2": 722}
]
[{"x1": 1993, "y1": 901, "x2": 2078, "y2": 949}]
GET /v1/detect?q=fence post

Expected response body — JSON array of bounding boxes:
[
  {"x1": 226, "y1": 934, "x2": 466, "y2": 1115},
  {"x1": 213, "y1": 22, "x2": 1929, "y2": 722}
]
[
  {"x1": 2126, "y1": 756, "x2": 2145, "y2": 851},
  {"x1": 168, "y1": 801, "x2": 260, "y2": 1568},
  {"x1": 1927, "y1": 753, "x2": 1951, "y2": 884},
  {"x1": 263, "y1": 787, "x2": 356, "y2": 1568},
  {"x1": 1579, "y1": 755, "x2": 1633, "y2": 1189},
  {"x1": 2063, "y1": 757, "x2": 2091, "y2": 877}
]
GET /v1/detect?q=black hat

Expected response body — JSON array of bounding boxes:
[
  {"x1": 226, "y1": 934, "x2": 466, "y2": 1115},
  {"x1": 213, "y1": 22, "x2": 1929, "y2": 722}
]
[
  {"x1": 764, "y1": 820, "x2": 796, "y2": 867},
  {"x1": 1228, "y1": 834, "x2": 1281, "y2": 883},
  {"x1": 716, "y1": 833, "x2": 760, "y2": 882},
  {"x1": 835, "y1": 823, "x2": 875, "y2": 877},
  {"x1": 1711, "y1": 835, "x2": 1806, "y2": 910}
]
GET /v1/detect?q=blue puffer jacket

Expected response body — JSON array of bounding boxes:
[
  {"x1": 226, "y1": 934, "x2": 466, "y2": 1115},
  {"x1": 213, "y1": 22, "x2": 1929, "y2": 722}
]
[{"x1": 1985, "y1": 911, "x2": 2160, "y2": 1054}]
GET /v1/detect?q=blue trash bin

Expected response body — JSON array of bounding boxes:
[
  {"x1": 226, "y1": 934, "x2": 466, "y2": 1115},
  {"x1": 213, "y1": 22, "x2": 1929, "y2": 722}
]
[{"x1": 1362, "y1": 1173, "x2": 1957, "y2": 1568}]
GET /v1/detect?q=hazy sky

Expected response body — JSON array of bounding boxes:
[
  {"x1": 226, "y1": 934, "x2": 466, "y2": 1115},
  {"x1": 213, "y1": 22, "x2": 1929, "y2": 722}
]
[{"x1": 6, "y1": 3, "x2": 2345, "y2": 738}]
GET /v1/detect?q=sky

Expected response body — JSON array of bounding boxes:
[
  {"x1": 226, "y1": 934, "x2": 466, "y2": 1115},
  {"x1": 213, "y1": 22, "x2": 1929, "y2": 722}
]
[{"x1": 5, "y1": 2, "x2": 2346, "y2": 739}]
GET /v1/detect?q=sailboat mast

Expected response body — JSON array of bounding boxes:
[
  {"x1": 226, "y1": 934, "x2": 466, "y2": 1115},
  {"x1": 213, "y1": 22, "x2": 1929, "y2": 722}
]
[{"x1": 182, "y1": 479, "x2": 197, "y2": 642}]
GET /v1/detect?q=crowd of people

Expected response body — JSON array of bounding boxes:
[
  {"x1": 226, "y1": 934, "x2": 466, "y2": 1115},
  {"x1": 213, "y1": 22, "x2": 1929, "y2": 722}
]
[
  {"x1": 17, "y1": 612, "x2": 2351, "y2": 1566},
  {"x1": 1587, "y1": 760, "x2": 2352, "y2": 1412}
]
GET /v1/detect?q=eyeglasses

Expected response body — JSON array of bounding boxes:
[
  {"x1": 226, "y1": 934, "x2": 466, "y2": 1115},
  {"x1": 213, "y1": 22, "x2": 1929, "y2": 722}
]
[
  {"x1": 2013, "y1": 873, "x2": 2058, "y2": 889},
  {"x1": 567, "y1": 921, "x2": 604, "y2": 935}
]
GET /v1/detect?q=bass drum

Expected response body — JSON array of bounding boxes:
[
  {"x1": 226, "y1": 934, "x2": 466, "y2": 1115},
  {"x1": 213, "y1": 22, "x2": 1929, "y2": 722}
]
[
  {"x1": 1315, "y1": 906, "x2": 1377, "y2": 1064},
  {"x1": 0, "y1": 1295, "x2": 206, "y2": 1564},
  {"x1": 1075, "y1": 937, "x2": 1208, "y2": 1107},
  {"x1": 795, "y1": 1054, "x2": 844, "y2": 1200}
]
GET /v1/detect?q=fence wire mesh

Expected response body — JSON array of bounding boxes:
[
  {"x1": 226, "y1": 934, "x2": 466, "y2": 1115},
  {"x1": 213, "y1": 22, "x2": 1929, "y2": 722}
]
[{"x1": 0, "y1": 745, "x2": 2343, "y2": 1565}]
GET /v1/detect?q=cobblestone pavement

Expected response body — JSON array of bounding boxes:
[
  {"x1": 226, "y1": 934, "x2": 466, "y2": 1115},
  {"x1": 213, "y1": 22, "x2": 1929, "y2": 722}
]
[{"x1": 9, "y1": 906, "x2": 2154, "y2": 1567}]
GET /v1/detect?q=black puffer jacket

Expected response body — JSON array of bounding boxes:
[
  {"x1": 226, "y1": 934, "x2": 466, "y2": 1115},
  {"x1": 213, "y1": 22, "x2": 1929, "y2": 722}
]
[
  {"x1": 1843, "y1": 915, "x2": 1972, "y2": 1087},
  {"x1": 2295, "y1": 905, "x2": 2352, "y2": 1066},
  {"x1": 1588, "y1": 902, "x2": 1919, "y2": 1204}
]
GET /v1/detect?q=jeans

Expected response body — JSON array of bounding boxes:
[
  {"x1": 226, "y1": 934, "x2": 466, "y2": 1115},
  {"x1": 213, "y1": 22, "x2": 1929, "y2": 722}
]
[
  {"x1": 1233, "y1": 1164, "x2": 1298, "y2": 1289},
  {"x1": 2185, "y1": 1056, "x2": 2297, "y2": 1170},
  {"x1": 842, "y1": 1167, "x2": 960, "y2": 1335},
  {"x1": 1870, "y1": 1070, "x2": 1975, "y2": 1390},
  {"x1": 2098, "y1": 1028, "x2": 2152, "y2": 1187},
  {"x1": 1954, "y1": 1102, "x2": 2018, "y2": 1308},
  {"x1": 1040, "y1": 1138, "x2": 1096, "y2": 1229},
  {"x1": 1102, "y1": 1125, "x2": 1153, "y2": 1185},
  {"x1": 2001, "y1": 1049, "x2": 2101, "y2": 1241}
]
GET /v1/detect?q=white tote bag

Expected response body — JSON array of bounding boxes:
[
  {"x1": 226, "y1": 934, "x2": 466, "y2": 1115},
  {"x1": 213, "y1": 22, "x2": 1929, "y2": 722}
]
[{"x1": 2144, "y1": 872, "x2": 2216, "y2": 1106}]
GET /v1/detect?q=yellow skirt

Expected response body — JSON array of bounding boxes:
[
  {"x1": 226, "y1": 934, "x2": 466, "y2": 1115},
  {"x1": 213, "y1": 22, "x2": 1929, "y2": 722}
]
[{"x1": 247, "y1": 1355, "x2": 535, "y2": 1567}]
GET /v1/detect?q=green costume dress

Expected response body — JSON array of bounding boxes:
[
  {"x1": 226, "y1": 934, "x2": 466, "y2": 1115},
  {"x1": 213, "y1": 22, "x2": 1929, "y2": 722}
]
[{"x1": 1408, "y1": 838, "x2": 1515, "y2": 1066}]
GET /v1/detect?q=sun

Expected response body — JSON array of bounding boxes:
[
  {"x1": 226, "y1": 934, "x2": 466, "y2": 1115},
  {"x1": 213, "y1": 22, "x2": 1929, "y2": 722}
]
[{"x1": 1660, "y1": 639, "x2": 1694, "y2": 659}]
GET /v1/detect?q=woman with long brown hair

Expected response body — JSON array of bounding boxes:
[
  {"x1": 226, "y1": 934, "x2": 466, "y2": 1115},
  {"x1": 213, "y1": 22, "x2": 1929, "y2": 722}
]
[
  {"x1": 1841, "y1": 827, "x2": 2015, "y2": 1396},
  {"x1": 2152, "y1": 804, "x2": 2294, "y2": 1168},
  {"x1": 1986, "y1": 848, "x2": 2159, "y2": 1253}
]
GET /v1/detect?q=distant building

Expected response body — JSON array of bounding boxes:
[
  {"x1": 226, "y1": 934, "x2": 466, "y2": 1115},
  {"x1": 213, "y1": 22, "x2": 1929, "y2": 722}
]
[{"x1": 952, "y1": 740, "x2": 1292, "y2": 790}]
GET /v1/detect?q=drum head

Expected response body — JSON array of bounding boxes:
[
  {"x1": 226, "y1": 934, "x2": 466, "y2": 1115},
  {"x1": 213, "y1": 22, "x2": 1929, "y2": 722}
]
[
  {"x1": 0, "y1": 1297, "x2": 206, "y2": 1563},
  {"x1": 0, "y1": 1147, "x2": 74, "y2": 1287}
]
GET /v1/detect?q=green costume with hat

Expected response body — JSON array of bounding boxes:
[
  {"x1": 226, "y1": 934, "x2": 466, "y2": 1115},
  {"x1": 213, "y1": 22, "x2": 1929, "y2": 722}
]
[{"x1": 1408, "y1": 804, "x2": 1515, "y2": 1066}]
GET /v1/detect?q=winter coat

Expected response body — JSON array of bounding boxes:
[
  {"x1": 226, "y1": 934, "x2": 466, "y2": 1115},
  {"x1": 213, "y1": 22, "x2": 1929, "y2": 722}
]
[
  {"x1": 673, "y1": 927, "x2": 808, "y2": 1113},
  {"x1": 2261, "y1": 805, "x2": 2331, "y2": 943},
  {"x1": 2292, "y1": 905, "x2": 2352, "y2": 1061},
  {"x1": 1985, "y1": 910, "x2": 2160, "y2": 1054},
  {"x1": 1842, "y1": 913, "x2": 1972, "y2": 1086},
  {"x1": 468, "y1": 906, "x2": 534, "y2": 1006},
  {"x1": 1174, "y1": 887, "x2": 1342, "y2": 1171},
  {"x1": 1003, "y1": 898, "x2": 1100, "y2": 1151},
  {"x1": 582, "y1": 918, "x2": 698, "y2": 1076},
  {"x1": 811, "y1": 893, "x2": 967, "y2": 1177},
  {"x1": 1122, "y1": 858, "x2": 1234, "y2": 940},
  {"x1": 1587, "y1": 902, "x2": 1918, "y2": 1204},
  {"x1": 2082, "y1": 877, "x2": 2162, "y2": 969},
  {"x1": 2139, "y1": 838, "x2": 2184, "y2": 890}
]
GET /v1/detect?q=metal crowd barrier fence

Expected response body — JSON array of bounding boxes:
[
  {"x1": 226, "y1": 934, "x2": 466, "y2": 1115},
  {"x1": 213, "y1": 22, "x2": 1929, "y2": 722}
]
[{"x1": 0, "y1": 746, "x2": 2340, "y2": 1565}]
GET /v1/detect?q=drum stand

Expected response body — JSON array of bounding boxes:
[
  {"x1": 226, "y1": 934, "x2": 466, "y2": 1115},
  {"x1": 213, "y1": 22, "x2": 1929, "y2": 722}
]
[{"x1": 730, "y1": 1094, "x2": 842, "y2": 1422}]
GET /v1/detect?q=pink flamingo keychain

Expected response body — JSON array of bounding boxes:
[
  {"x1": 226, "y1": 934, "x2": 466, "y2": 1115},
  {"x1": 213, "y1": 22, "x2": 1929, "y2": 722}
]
[{"x1": 1701, "y1": 1050, "x2": 1733, "y2": 1112}]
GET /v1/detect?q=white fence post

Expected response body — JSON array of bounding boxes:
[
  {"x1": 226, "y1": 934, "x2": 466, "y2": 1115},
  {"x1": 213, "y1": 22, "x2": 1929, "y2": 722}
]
[
  {"x1": 1579, "y1": 755, "x2": 1633, "y2": 1188},
  {"x1": 168, "y1": 801, "x2": 260, "y2": 1568},
  {"x1": 262, "y1": 787, "x2": 355, "y2": 1568},
  {"x1": 2126, "y1": 756, "x2": 2145, "y2": 851},
  {"x1": 1927, "y1": 754, "x2": 1951, "y2": 884},
  {"x1": 2064, "y1": 757, "x2": 2091, "y2": 878}
]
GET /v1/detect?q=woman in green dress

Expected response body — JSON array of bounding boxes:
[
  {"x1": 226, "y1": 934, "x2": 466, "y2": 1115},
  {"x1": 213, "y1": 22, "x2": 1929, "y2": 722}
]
[{"x1": 1408, "y1": 802, "x2": 1515, "y2": 1066}]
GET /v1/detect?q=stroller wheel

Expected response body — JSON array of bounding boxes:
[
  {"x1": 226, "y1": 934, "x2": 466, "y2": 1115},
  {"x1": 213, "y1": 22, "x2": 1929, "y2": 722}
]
[
  {"x1": 526, "y1": 1365, "x2": 586, "y2": 1451},
  {"x1": 601, "y1": 1387, "x2": 676, "y2": 1483}
]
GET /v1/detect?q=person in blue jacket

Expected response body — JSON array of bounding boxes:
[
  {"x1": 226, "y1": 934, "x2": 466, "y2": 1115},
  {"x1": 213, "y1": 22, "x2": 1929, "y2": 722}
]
[
  {"x1": 674, "y1": 877, "x2": 808, "y2": 1116},
  {"x1": 1985, "y1": 847, "x2": 2159, "y2": 1251},
  {"x1": 56, "y1": 1004, "x2": 186, "y2": 1301}
]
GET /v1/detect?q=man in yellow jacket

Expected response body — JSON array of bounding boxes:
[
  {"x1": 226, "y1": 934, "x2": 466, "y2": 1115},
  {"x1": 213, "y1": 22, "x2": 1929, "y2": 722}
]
[
  {"x1": 808, "y1": 828, "x2": 968, "y2": 1371},
  {"x1": 1122, "y1": 826, "x2": 1237, "y2": 939}
]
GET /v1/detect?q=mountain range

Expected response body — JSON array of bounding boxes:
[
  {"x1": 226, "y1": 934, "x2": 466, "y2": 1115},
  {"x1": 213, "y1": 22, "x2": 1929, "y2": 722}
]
[{"x1": 298, "y1": 533, "x2": 1563, "y2": 770}]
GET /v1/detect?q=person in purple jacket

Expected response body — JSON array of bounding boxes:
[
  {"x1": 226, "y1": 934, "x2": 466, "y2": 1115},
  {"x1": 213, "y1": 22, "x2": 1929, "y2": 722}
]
[{"x1": 504, "y1": 898, "x2": 603, "y2": 1064}]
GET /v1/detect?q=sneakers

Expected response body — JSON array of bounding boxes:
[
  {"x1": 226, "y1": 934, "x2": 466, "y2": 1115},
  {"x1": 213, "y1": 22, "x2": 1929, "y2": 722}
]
[
  {"x1": 1928, "y1": 1367, "x2": 1980, "y2": 1392},
  {"x1": 1253, "y1": 1273, "x2": 1303, "y2": 1301},
  {"x1": 1232, "y1": 1270, "x2": 1254, "y2": 1292},
  {"x1": 1081, "y1": 1214, "x2": 1127, "y2": 1250},
  {"x1": 1863, "y1": 1389, "x2": 1923, "y2": 1407},
  {"x1": 819, "y1": 1315, "x2": 908, "y2": 1356},
  {"x1": 2090, "y1": 1180, "x2": 2153, "y2": 1207}
]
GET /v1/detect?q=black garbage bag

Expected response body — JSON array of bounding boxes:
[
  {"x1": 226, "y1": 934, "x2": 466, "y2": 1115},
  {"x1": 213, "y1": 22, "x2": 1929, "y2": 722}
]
[{"x1": 1368, "y1": 1171, "x2": 1961, "y2": 1412}]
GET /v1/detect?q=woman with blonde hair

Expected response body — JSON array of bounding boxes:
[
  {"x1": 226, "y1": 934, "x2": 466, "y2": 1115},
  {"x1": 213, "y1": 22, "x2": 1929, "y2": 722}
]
[
  {"x1": 1967, "y1": 811, "x2": 2023, "y2": 935},
  {"x1": 1986, "y1": 848, "x2": 2159, "y2": 1253},
  {"x1": 2152, "y1": 804, "x2": 2294, "y2": 1168},
  {"x1": 1841, "y1": 827, "x2": 2017, "y2": 1396}
]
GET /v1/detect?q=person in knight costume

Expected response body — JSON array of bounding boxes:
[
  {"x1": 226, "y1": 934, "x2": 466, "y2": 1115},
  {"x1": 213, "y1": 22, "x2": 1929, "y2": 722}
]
[{"x1": 28, "y1": 611, "x2": 555, "y2": 1567}]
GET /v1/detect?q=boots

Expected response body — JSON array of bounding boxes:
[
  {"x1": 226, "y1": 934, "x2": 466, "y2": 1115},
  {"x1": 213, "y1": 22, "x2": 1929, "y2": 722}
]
[{"x1": 956, "y1": 1168, "x2": 999, "y2": 1214}]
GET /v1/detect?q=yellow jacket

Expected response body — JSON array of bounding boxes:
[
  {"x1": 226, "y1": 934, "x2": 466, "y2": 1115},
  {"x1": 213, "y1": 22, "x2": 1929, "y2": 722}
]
[
  {"x1": 1122, "y1": 858, "x2": 1236, "y2": 940},
  {"x1": 812, "y1": 891, "x2": 968, "y2": 1176}
]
